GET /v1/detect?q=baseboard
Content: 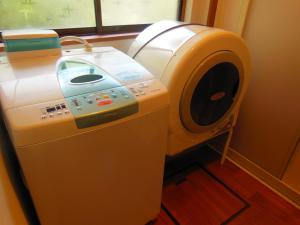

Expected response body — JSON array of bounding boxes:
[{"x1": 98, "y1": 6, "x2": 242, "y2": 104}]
[{"x1": 227, "y1": 147, "x2": 300, "y2": 209}]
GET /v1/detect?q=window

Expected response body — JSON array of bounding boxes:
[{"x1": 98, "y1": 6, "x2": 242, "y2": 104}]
[
  {"x1": 0, "y1": 0, "x2": 96, "y2": 30},
  {"x1": 0, "y1": 0, "x2": 183, "y2": 35}
]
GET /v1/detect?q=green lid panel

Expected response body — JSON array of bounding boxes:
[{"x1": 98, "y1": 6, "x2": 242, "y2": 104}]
[{"x1": 4, "y1": 37, "x2": 61, "y2": 52}]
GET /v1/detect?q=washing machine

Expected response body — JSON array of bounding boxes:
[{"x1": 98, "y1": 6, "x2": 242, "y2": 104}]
[
  {"x1": 128, "y1": 21, "x2": 251, "y2": 156},
  {"x1": 0, "y1": 35, "x2": 169, "y2": 225}
]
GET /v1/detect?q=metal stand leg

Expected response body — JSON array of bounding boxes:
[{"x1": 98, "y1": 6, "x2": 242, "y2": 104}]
[{"x1": 221, "y1": 128, "x2": 234, "y2": 165}]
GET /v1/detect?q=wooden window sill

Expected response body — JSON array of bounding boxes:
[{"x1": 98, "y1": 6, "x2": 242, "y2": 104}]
[{"x1": 0, "y1": 32, "x2": 139, "y2": 52}]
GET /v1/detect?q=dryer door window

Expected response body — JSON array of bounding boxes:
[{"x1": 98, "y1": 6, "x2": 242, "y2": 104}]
[
  {"x1": 190, "y1": 62, "x2": 239, "y2": 126},
  {"x1": 180, "y1": 51, "x2": 244, "y2": 133}
]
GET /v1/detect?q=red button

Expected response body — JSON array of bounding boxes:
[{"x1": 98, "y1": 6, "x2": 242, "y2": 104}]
[{"x1": 97, "y1": 99, "x2": 113, "y2": 106}]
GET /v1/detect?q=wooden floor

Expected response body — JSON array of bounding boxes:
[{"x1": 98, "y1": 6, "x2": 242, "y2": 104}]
[{"x1": 154, "y1": 155, "x2": 300, "y2": 225}]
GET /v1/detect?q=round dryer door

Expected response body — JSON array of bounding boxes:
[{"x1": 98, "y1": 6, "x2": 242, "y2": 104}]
[{"x1": 180, "y1": 51, "x2": 244, "y2": 133}]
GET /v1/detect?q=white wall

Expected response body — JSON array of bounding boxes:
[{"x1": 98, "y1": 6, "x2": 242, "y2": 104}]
[
  {"x1": 216, "y1": 0, "x2": 300, "y2": 177},
  {"x1": 214, "y1": 0, "x2": 250, "y2": 35},
  {"x1": 185, "y1": 0, "x2": 210, "y2": 25}
]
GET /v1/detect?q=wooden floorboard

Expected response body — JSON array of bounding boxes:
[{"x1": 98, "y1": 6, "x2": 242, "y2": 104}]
[
  {"x1": 155, "y1": 159, "x2": 300, "y2": 225},
  {"x1": 161, "y1": 169, "x2": 245, "y2": 225},
  {"x1": 208, "y1": 161, "x2": 300, "y2": 225},
  {"x1": 152, "y1": 209, "x2": 175, "y2": 225}
]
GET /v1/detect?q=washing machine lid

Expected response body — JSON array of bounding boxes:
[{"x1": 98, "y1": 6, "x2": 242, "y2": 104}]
[
  {"x1": 63, "y1": 47, "x2": 154, "y2": 85},
  {"x1": 0, "y1": 47, "x2": 152, "y2": 111},
  {"x1": 57, "y1": 58, "x2": 122, "y2": 97}
]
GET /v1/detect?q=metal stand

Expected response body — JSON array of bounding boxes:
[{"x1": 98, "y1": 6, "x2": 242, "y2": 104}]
[{"x1": 221, "y1": 128, "x2": 234, "y2": 165}]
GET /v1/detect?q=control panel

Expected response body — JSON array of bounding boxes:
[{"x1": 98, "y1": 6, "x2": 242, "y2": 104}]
[
  {"x1": 129, "y1": 83, "x2": 148, "y2": 97},
  {"x1": 66, "y1": 86, "x2": 137, "y2": 128},
  {"x1": 127, "y1": 80, "x2": 163, "y2": 98},
  {"x1": 69, "y1": 87, "x2": 130, "y2": 111},
  {"x1": 39, "y1": 86, "x2": 137, "y2": 128},
  {"x1": 39, "y1": 78, "x2": 165, "y2": 129},
  {"x1": 40, "y1": 103, "x2": 70, "y2": 120},
  {"x1": 38, "y1": 59, "x2": 166, "y2": 128}
]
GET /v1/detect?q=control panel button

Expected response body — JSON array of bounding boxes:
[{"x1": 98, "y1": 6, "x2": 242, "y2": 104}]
[
  {"x1": 46, "y1": 107, "x2": 56, "y2": 113},
  {"x1": 72, "y1": 99, "x2": 80, "y2": 106},
  {"x1": 64, "y1": 110, "x2": 70, "y2": 114},
  {"x1": 141, "y1": 83, "x2": 149, "y2": 88},
  {"x1": 130, "y1": 88, "x2": 137, "y2": 93},
  {"x1": 41, "y1": 115, "x2": 47, "y2": 120},
  {"x1": 57, "y1": 111, "x2": 62, "y2": 115},
  {"x1": 97, "y1": 99, "x2": 113, "y2": 106},
  {"x1": 103, "y1": 95, "x2": 110, "y2": 99},
  {"x1": 89, "y1": 67, "x2": 95, "y2": 74},
  {"x1": 119, "y1": 90, "x2": 128, "y2": 95},
  {"x1": 41, "y1": 108, "x2": 47, "y2": 114},
  {"x1": 139, "y1": 83, "x2": 149, "y2": 88},
  {"x1": 111, "y1": 93, "x2": 118, "y2": 98}
]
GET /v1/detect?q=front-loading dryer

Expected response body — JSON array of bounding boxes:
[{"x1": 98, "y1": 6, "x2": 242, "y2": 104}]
[
  {"x1": 128, "y1": 21, "x2": 251, "y2": 156},
  {"x1": 0, "y1": 46, "x2": 169, "y2": 225}
]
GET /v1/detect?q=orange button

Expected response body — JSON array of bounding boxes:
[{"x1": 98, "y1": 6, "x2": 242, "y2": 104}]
[{"x1": 97, "y1": 99, "x2": 113, "y2": 106}]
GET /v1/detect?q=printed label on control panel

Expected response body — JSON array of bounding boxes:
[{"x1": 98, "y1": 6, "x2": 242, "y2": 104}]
[{"x1": 41, "y1": 103, "x2": 69, "y2": 119}]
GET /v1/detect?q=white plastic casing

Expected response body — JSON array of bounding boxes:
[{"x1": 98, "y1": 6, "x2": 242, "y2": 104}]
[
  {"x1": 0, "y1": 46, "x2": 169, "y2": 225},
  {"x1": 128, "y1": 21, "x2": 251, "y2": 155},
  {"x1": 0, "y1": 47, "x2": 169, "y2": 147},
  {"x1": 2, "y1": 29, "x2": 62, "y2": 60}
]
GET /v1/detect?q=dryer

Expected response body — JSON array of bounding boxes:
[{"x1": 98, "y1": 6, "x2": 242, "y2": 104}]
[
  {"x1": 0, "y1": 44, "x2": 169, "y2": 225},
  {"x1": 128, "y1": 21, "x2": 251, "y2": 156}
]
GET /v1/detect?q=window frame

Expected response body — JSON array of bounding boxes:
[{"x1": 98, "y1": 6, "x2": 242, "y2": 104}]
[
  {"x1": 0, "y1": 0, "x2": 221, "y2": 51},
  {"x1": 49, "y1": 0, "x2": 186, "y2": 36},
  {"x1": 0, "y1": 0, "x2": 185, "y2": 43}
]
